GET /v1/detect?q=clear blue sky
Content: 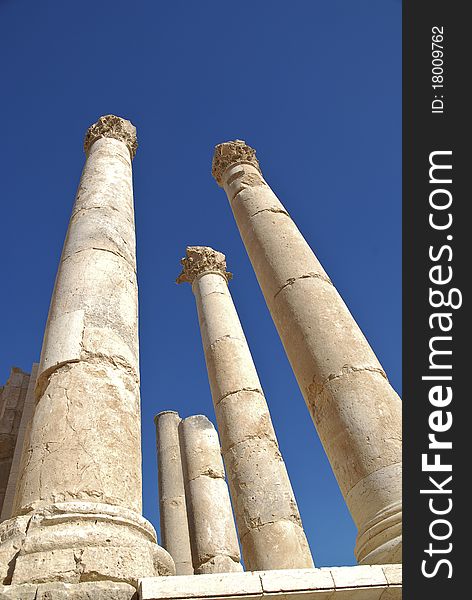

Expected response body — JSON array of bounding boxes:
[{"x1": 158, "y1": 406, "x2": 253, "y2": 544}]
[{"x1": 0, "y1": 0, "x2": 401, "y2": 567}]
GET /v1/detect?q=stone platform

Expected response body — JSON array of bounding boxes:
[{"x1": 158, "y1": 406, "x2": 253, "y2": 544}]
[
  {"x1": 140, "y1": 564, "x2": 401, "y2": 600},
  {"x1": 0, "y1": 565, "x2": 402, "y2": 599}
]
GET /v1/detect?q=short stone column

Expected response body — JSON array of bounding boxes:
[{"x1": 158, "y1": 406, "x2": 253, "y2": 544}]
[
  {"x1": 0, "y1": 115, "x2": 174, "y2": 585},
  {"x1": 179, "y1": 415, "x2": 242, "y2": 574},
  {"x1": 211, "y1": 141, "x2": 402, "y2": 565},
  {"x1": 155, "y1": 411, "x2": 193, "y2": 575},
  {"x1": 177, "y1": 247, "x2": 313, "y2": 571}
]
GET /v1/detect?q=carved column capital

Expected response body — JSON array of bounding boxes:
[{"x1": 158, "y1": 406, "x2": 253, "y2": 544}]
[
  {"x1": 84, "y1": 114, "x2": 138, "y2": 159},
  {"x1": 176, "y1": 246, "x2": 232, "y2": 285},
  {"x1": 211, "y1": 140, "x2": 261, "y2": 186}
]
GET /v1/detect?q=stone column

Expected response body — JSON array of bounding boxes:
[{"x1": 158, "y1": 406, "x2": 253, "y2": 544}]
[
  {"x1": 0, "y1": 115, "x2": 174, "y2": 586},
  {"x1": 179, "y1": 415, "x2": 242, "y2": 574},
  {"x1": 1, "y1": 364, "x2": 39, "y2": 522},
  {"x1": 177, "y1": 247, "x2": 313, "y2": 571},
  {"x1": 155, "y1": 411, "x2": 193, "y2": 575},
  {"x1": 211, "y1": 141, "x2": 402, "y2": 565}
]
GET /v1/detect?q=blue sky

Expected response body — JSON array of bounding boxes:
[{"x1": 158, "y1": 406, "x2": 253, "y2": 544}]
[{"x1": 0, "y1": 0, "x2": 400, "y2": 567}]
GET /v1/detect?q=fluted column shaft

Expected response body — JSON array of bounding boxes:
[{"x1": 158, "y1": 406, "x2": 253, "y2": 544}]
[
  {"x1": 179, "y1": 415, "x2": 242, "y2": 574},
  {"x1": 212, "y1": 141, "x2": 402, "y2": 565},
  {"x1": 155, "y1": 411, "x2": 194, "y2": 575},
  {"x1": 177, "y1": 247, "x2": 313, "y2": 571},
  {"x1": 0, "y1": 116, "x2": 174, "y2": 585}
]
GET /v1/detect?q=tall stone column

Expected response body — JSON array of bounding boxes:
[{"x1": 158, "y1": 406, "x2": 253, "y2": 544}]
[
  {"x1": 179, "y1": 415, "x2": 242, "y2": 574},
  {"x1": 155, "y1": 411, "x2": 193, "y2": 575},
  {"x1": 177, "y1": 247, "x2": 313, "y2": 571},
  {"x1": 0, "y1": 115, "x2": 174, "y2": 585},
  {"x1": 211, "y1": 141, "x2": 402, "y2": 565}
]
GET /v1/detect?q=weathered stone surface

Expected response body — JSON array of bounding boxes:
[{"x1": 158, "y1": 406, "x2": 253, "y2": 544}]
[
  {"x1": 212, "y1": 142, "x2": 402, "y2": 565},
  {"x1": 139, "y1": 564, "x2": 401, "y2": 600},
  {"x1": 178, "y1": 247, "x2": 313, "y2": 571},
  {"x1": 212, "y1": 140, "x2": 261, "y2": 186},
  {"x1": 0, "y1": 581, "x2": 137, "y2": 599},
  {"x1": 155, "y1": 411, "x2": 193, "y2": 575},
  {"x1": 0, "y1": 368, "x2": 30, "y2": 520},
  {"x1": 179, "y1": 415, "x2": 242, "y2": 574},
  {"x1": 84, "y1": 114, "x2": 138, "y2": 159},
  {"x1": 0, "y1": 116, "x2": 174, "y2": 585},
  {"x1": 140, "y1": 570, "x2": 263, "y2": 600},
  {"x1": 1, "y1": 365, "x2": 38, "y2": 522}
]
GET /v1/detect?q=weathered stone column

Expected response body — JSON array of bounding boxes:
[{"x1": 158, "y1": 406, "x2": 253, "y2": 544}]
[
  {"x1": 211, "y1": 141, "x2": 402, "y2": 565},
  {"x1": 179, "y1": 415, "x2": 242, "y2": 574},
  {"x1": 177, "y1": 247, "x2": 313, "y2": 571},
  {"x1": 155, "y1": 411, "x2": 193, "y2": 575},
  {"x1": 0, "y1": 115, "x2": 174, "y2": 585}
]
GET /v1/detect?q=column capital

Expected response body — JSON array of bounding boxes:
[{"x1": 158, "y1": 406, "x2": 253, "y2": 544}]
[
  {"x1": 176, "y1": 246, "x2": 232, "y2": 285},
  {"x1": 84, "y1": 114, "x2": 138, "y2": 159},
  {"x1": 211, "y1": 140, "x2": 261, "y2": 186}
]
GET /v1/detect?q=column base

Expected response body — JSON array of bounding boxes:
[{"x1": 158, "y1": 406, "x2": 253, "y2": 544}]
[
  {"x1": 354, "y1": 500, "x2": 402, "y2": 565},
  {"x1": 0, "y1": 581, "x2": 136, "y2": 599},
  {"x1": 0, "y1": 502, "x2": 175, "y2": 586}
]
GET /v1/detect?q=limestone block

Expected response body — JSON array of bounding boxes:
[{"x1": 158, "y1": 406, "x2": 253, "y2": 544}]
[
  {"x1": 214, "y1": 390, "x2": 277, "y2": 451},
  {"x1": 381, "y1": 564, "x2": 402, "y2": 586},
  {"x1": 0, "y1": 583, "x2": 37, "y2": 600},
  {"x1": 140, "y1": 565, "x2": 401, "y2": 600},
  {"x1": 139, "y1": 571, "x2": 263, "y2": 600},
  {"x1": 224, "y1": 437, "x2": 298, "y2": 534},
  {"x1": 204, "y1": 337, "x2": 262, "y2": 404},
  {"x1": 271, "y1": 279, "x2": 384, "y2": 393},
  {"x1": 0, "y1": 581, "x2": 137, "y2": 599},
  {"x1": 241, "y1": 520, "x2": 313, "y2": 572},
  {"x1": 330, "y1": 565, "x2": 388, "y2": 589},
  {"x1": 259, "y1": 567, "x2": 334, "y2": 593},
  {"x1": 379, "y1": 588, "x2": 402, "y2": 600}
]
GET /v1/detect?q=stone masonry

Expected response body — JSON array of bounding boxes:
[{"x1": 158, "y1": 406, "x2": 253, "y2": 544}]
[
  {"x1": 0, "y1": 115, "x2": 174, "y2": 587},
  {"x1": 0, "y1": 368, "x2": 30, "y2": 519},
  {"x1": 177, "y1": 247, "x2": 313, "y2": 572},
  {"x1": 0, "y1": 122, "x2": 402, "y2": 598},
  {"x1": 0, "y1": 364, "x2": 39, "y2": 522},
  {"x1": 212, "y1": 140, "x2": 402, "y2": 565}
]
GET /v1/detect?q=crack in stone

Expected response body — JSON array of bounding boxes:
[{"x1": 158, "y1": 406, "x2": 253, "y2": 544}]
[
  {"x1": 80, "y1": 350, "x2": 139, "y2": 383},
  {"x1": 188, "y1": 469, "x2": 224, "y2": 482},
  {"x1": 209, "y1": 334, "x2": 244, "y2": 350},
  {"x1": 215, "y1": 387, "x2": 264, "y2": 406},
  {"x1": 196, "y1": 552, "x2": 240, "y2": 567},
  {"x1": 240, "y1": 515, "x2": 304, "y2": 537},
  {"x1": 223, "y1": 433, "x2": 279, "y2": 454},
  {"x1": 274, "y1": 272, "x2": 333, "y2": 299},
  {"x1": 229, "y1": 176, "x2": 267, "y2": 202},
  {"x1": 307, "y1": 365, "x2": 388, "y2": 406},
  {"x1": 250, "y1": 207, "x2": 290, "y2": 219},
  {"x1": 60, "y1": 246, "x2": 136, "y2": 273}
]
